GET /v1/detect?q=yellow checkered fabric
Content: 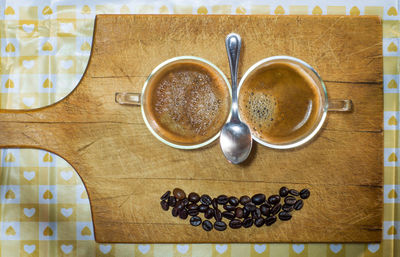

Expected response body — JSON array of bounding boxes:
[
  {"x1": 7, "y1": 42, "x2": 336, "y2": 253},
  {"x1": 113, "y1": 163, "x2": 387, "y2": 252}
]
[{"x1": 0, "y1": 1, "x2": 399, "y2": 257}]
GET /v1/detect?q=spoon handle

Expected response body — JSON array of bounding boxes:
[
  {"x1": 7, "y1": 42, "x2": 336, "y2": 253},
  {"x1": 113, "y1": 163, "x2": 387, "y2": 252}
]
[{"x1": 225, "y1": 33, "x2": 242, "y2": 122}]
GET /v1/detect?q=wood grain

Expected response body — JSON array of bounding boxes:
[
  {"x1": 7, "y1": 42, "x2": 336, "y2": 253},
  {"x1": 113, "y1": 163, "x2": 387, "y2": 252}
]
[{"x1": 0, "y1": 15, "x2": 383, "y2": 243}]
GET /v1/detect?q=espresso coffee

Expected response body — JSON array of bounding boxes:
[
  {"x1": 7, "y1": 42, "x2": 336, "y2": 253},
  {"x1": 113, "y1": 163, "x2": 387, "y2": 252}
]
[
  {"x1": 239, "y1": 62, "x2": 321, "y2": 145},
  {"x1": 144, "y1": 61, "x2": 230, "y2": 145}
]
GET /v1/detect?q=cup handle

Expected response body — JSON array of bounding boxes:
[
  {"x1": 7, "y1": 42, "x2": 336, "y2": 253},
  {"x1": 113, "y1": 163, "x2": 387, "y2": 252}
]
[
  {"x1": 328, "y1": 99, "x2": 352, "y2": 112},
  {"x1": 115, "y1": 92, "x2": 141, "y2": 106}
]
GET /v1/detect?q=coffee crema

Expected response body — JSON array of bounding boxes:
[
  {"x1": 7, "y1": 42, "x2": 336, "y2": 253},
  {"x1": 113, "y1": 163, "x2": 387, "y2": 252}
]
[
  {"x1": 239, "y1": 62, "x2": 321, "y2": 145},
  {"x1": 144, "y1": 61, "x2": 230, "y2": 145}
]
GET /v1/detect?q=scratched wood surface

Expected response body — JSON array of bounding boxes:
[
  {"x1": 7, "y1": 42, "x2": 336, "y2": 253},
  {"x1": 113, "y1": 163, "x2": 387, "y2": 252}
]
[{"x1": 0, "y1": 15, "x2": 383, "y2": 243}]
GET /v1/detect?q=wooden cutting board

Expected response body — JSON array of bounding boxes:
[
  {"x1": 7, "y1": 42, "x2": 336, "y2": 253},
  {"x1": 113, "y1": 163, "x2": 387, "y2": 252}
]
[{"x1": 0, "y1": 15, "x2": 383, "y2": 243}]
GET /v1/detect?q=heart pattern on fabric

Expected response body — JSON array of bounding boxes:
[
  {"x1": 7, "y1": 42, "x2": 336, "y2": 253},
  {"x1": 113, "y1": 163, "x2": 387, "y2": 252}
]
[
  {"x1": 254, "y1": 244, "x2": 266, "y2": 253},
  {"x1": 215, "y1": 244, "x2": 228, "y2": 254},
  {"x1": 60, "y1": 171, "x2": 73, "y2": 181},
  {"x1": 24, "y1": 244, "x2": 36, "y2": 254},
  {"x1": 24, "y1": 208, "x2": 36, "y2": 217},
  {"x1": 61, "y1": 208, "x2": 73, "y2": 217},
  {"x1": 61, "y1": 244, "x2": 73, "y2": 254},
  {"x1": 22, "y1": 24, "x2": 35, "y2": 33},
  {"x1": 138, "y1": 244, "x2": 150, "y2": 254},
  {"x1": 23, "y1": 60, "x2": 34, "y2": 69},
  {"x1": 329, "y1": 244, "x2": 342, "y2": 253},
  {"x1": 177, "y1": 244, "x2": 189, "y2": 254},
  {"x1": 99, "y1": 244, "x2": 112, "y2": 254},
  {"x1": 23, "y1": 171, "x2": 35, "y2": 181},
  {"x1": 292, "y1": 244, "x2": 305, "y2": 254},
  {"x1": 61, "y1": 60, "x2": 73, "y2": 70},
  {"x1": 367, "y1": 243, "x2": 380, "y2": 253}
]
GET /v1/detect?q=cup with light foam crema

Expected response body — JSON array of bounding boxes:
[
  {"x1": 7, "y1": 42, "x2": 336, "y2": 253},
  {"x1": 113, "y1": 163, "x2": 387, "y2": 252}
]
[
  {"x1": 115, "y1": 56, "x2": 231, "y2": 149},
  {"x1": 238, "y1": 56, "x2": 352, "y2": 149}
]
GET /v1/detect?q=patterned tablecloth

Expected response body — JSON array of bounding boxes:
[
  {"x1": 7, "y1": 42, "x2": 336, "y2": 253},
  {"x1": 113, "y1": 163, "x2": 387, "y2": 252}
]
[{"x1": 0, "y1": 0, "x2": 399, "y2": 256}]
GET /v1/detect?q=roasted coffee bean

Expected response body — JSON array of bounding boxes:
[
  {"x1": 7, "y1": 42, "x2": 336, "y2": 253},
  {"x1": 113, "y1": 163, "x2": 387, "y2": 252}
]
[
  {"x1": 294, "y1": 200, "x2": 304, "y2": 210},
  {"x1": 168, "y1": 196, "x2": 176, "y2": 207},
  {"x1": 222, "y1": 211, "x2": 235, "y2": 220},
  {"x1": 260, "y1": 204, "x2": 270, "y2": 216},
  {"x1": 279, "y1": 211, "x2": 292, "y2": 221},
  {"x1": 282, "y1": 203, "x2": 294, "y2": 212},
  {"x1": 188, "y1": 209, "x2": 199, "y2": 216},
  {"x1": 229, "y1": 219, "x2": 242, "y2": 229},
  {"x1": 255, "y1": 217, "x2": 265, "y2": 227},
  {"x1": 284, "y1": 196, "x2": 296, "y2": 205},
  {"x1": 242, "y1": 218, "x2": 253, "y2": 228},
  {"x1": 268, "y1": 195, "x2": 281, "y2": 205},
  {"x1": 265, "y1": 216, "x2": 277, "y2": 226},
  {"x1": 235, "y1": 207, "x2": 244, "y2": 218},
  {"x1": 161, "y1": 191, "x2": 171, "y2": 201},
  {"x1": 161, "y1": 200, "x2": 169, "y2": 211},
  {"x1": 217, "y1": 195, "x2": 229, "y2": 205},
  {"x1": 243, "y1": 207, "x2": 250, "y2": 218},
  {"x1": 188, "y1": 192, "x2": 200, "y2": 203},
  {"x1": 182, "y1": 198, "x2": 189, "y2": 206},
  {"x1": 244, "y1": 203, "x2": 256, "y2": 212},
  {"x1": 279, "y1": 187, "x2": 289, "y2": 197},
  {"x1": 252, "y1": 193, "x2": 266, "y2": 205},
  {"x1": 215, "y1": 209, "x2": 222, "y2": 222},
  {"x1": 228, "y1": 196, "x2": 239, "y2": 206},
  {"x1": 240, "y1": 195, "x2": 251, "y2": 205},
  {"x1": 172, "y1": 207, "x2": 179, "y2": 217},
  {"x1": 200, "y1": 194, "x2": 212, "y2": 205},
  {"x1": 271, "y1": 203, "x2": 281, "y2": 215},
  {"x1": 300, "y1": 189, "x2": 310, "y2": 199},
  {"x1": 190, "y1": 216, "x2": 202, "y2": 226},
  {"x1": 289, "y1": 189, "x2": 299, "y2": 196},
  {"x1": 223, "y1": 204, "x2": 236, "y2": 212},
  {"x1": 176, "y1": 200, "x2": 185, "y2": 210},
  {"x1": 173, "y1": 188, "x2": 186, "y2": 200},
  {"x1": 198, "y1": 204, "x2": 209, "y2": 213},
  {"x1": 212, "y1": 198, "x2": 218, "y2": 209},
  {"x1": 179, "y1": 209, "x2": 188, "y2": 219},
  {"x1": 202, "y1": 220, "x2": 213, "y2": 231},
  {"x1": 255, "y1": 208, "x2": 262, "y2": 218},
  {"x1": 187, "y1": 204, "x2": 198, "y2": 211},
  {"x1": 214, "y1": 221, "x2": 227, "y2": 231},
  {"x1": 252, "y1": 208, "x2": 261, "y2": 219},
  {"x1": 205, "y1": 208, "x2": 215, "y2": 219}
]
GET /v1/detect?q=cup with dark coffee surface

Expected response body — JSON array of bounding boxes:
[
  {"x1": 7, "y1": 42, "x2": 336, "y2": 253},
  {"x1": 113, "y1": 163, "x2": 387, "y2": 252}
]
[
  {"x1": 115, "y1": 56, "x2": 232, "y2": 149},
  {"x1": 238, "y1": 56, "x2": 352, "y2": 149}
]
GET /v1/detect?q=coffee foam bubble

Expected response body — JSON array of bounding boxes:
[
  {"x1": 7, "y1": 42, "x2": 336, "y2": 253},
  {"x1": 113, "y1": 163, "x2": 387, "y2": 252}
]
[{"x1": 244, "y1": 91, "x2": 277, "y2": 133}]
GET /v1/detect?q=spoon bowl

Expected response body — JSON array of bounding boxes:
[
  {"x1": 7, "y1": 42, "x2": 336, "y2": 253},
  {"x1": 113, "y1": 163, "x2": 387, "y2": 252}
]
[{"x1": 220, "y1": 121, "x2": 252, "y2": 164}]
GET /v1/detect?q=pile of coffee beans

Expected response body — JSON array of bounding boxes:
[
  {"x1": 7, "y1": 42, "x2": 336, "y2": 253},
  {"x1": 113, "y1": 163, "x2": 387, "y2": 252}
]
[{"x1": 160, "y1": 187, "x2": 310, "y2": 232}]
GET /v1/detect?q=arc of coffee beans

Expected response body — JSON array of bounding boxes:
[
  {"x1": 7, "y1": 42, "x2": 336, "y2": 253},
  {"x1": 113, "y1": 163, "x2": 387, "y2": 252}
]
[{"x1": 160, "y1": 187, "x2": 310, "y2": 232}]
